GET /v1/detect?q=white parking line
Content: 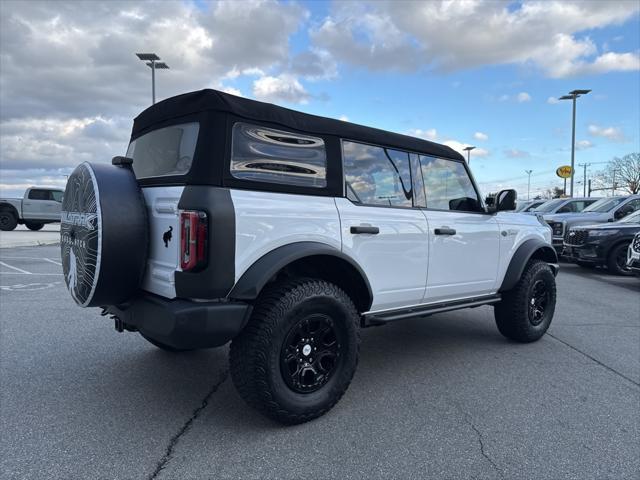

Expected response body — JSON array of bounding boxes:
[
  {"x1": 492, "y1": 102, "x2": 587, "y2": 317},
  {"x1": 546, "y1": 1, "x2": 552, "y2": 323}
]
[
  {"x1": 0, "y1": 261, "x2": 32, "y2": 274},
  {"x1": 0, "y1": 272, "x2": 62, "y2": 276},
  {"x1": 42, "y1": 258, "x2": 62, "y2": 266}
]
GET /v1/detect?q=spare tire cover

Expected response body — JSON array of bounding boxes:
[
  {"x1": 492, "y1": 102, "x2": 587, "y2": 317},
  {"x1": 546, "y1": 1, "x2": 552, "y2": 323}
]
[{"x1": 61, "y1": 162, "x2": 148, "y2": 307}]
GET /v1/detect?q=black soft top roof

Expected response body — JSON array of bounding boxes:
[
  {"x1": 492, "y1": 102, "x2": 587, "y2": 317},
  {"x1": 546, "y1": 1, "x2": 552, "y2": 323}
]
[{"x1": 133, "y1": 89, "x2": 464, "y2": 161}]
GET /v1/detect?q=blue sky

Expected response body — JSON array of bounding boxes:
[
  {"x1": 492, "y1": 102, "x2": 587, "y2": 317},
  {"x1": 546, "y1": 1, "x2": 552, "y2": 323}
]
[{"x1": 1, "y1": 0, "x2": 639, "y2": 198}]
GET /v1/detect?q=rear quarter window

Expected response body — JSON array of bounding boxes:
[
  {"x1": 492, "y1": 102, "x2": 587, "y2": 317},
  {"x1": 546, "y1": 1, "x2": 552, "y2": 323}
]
[
  {"x1": 230, "y1": 122, "x2": 327, "y2": 188},
  {"x1": 126, "y1": 122, "x2": 199, "y2": 179}
]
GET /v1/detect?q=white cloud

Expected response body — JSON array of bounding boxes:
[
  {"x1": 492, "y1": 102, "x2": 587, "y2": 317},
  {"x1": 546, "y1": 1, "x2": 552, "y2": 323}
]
[
  {"x1": 252, "y1": 74, "x2": 311, "y2": 104},
  {"x1": 576, "y1": 140, "x2": 594, "y2": 150},
  {"x1": 587, "y1": 124, "x2": 625, "y2": 142},
  {"x1": 220, "y1": 87, "x2": 243, "y2": 97},
  {"x1": 474, "y1": 131, "x2": 488, "y2": 141},
  {"x1": 310, "y1": 1, "x2": 639, "y2": 77},
  {"x1": 407, "y1": 128, "x2": 438, "y2": 141},
  {"x1": 291, "y1": 48, "x2": 338, "y2": 81},
  {"x1": 547, "y1": 96, "x2": 560, "y2": 104},
  {"x1": 339, "y1": 115, "x2": 349, "y2": 121},
  {"x1": 517, "y1": 92, "x2": 532, "y2": 103},
  {"x1": 444, "y1": 140, "x2": 489, "y2": 158}
]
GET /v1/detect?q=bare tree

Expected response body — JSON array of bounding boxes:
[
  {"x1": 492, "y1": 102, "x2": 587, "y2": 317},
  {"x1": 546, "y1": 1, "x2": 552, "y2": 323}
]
[{"x1": 595, "y1": 153, "x2": 640, "y2": 194}]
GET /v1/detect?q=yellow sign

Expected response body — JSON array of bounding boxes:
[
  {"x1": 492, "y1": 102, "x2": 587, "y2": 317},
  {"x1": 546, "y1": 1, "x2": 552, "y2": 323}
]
[{"x1": 556, "y1": 166, "x2": 573, "y2": 179}]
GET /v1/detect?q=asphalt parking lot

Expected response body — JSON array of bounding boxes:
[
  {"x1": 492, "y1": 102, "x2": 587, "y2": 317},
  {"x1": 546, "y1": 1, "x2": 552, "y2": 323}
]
[{"x1": 1, "y1": 244, "x2": 638, "y2": 480}]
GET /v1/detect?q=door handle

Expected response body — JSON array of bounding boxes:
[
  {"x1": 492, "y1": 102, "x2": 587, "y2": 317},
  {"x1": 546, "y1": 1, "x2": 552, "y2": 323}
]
[
  {"x1": 434, "y1": 227, "x2": 456, "y2": 235},
  {"x1": 350, "y1": 225, "x2": 380, "y2": 235}
]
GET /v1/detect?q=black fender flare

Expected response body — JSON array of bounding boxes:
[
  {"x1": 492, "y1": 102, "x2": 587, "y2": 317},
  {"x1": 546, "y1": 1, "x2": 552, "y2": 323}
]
[
  {"x1": 499, "y1": 239, "x2": 558, "y2": 292},
  {"x1": 228, "y1": 241, "x2": 373, "y2": 307}
]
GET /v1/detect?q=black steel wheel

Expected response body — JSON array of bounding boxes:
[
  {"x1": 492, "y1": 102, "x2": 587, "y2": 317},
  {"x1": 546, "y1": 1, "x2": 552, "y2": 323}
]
[
  {"x1": 0, "y1": 211, "x2": 17, "y2": 231},
  {"x1": 230, "y1": 278, "x2": 360, "y2": 425},
  {"x1": 528, "y1": 280, "x2": 549, "y2": 326},
  {"x1": 280, "y1": 313, "x2": 341, "y2": 394},
  {"x1": 607, "y1": 243, "x2": 632, "y2": 276},
  {"x1": 495, "y1": 259, "x2": 556, "y2": 342}
]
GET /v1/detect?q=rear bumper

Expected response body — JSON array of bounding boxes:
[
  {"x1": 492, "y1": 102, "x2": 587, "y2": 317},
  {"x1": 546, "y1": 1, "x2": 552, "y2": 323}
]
[{"x1": 105, "y1": 294, "x2": 252, "y2": 350}]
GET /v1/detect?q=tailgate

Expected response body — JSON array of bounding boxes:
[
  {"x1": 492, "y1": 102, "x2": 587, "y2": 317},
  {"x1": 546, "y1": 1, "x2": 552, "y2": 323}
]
[{"x1": 141, "y1": 186, "x2": 184, "y2": 298}]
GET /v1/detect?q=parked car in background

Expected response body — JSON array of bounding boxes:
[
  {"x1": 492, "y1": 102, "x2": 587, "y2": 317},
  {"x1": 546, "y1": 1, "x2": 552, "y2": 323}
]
[
  {"x1": 0, "y1": 187, "x2": 64, "y2": 231},
  {"x1": 530, "y1": 197, "x2": 599, "y2": 216},
  {"x1": 563, "y1": 210, "x2": 640, "y2": 275},
  {"x1": 545, "y1": 195, "x2": 640, "y2": 252},
  {"x1": 626, "y1": 232, "x2": 640, "y2": 276},
  {"x1": 514, "y1": 200, "x2": 546, "y2": 212}
]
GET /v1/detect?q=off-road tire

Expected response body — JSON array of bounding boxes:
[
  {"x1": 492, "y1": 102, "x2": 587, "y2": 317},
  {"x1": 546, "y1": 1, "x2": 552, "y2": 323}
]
[
  {"x1": 607, "y1": 243, "x2": 632, "y2": 276},
  {"x1": 140, "y1": 333, "x2": 193, "y2": 352},
  {"x1": 0, "y1": 211, "x2": 17, "y2": 231},
  {"x1": 25, "y1": 222, "x2": 44, "y2": 231},
  {"x1": 230, "y1": 278, "x2": 360, "y2": 425},
  {"x1": 495, "y1": 259, "x2": 556, "y2": 343}
]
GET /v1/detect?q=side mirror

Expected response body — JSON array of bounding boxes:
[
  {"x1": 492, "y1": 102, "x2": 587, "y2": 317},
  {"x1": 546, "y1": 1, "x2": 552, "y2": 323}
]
[{"x1": 491, "y1": 189, "x2": 517, "y2": 212}]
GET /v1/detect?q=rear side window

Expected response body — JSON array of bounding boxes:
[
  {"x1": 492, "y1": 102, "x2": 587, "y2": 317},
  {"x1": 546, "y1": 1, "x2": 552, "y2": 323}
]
[
  {"x1": 28, "y1": 189, "x2": 50, "y2": 200},
  {"x1": 419, "y1": 156, "x2": 481, "y2": 212},
  {"x1": 231, "y1": 122, "x2": 327, "y2": 188},
  {"x1": 342, "y1": 141, "x2": 412, "y2": 208},
  {"x1": 126, "y1": 123, "x2": 199, "y2": 179}
]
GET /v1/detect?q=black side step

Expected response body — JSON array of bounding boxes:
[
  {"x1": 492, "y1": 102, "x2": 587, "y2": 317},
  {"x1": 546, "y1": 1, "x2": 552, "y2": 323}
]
[{"x1": 363, "y1": 294, "x2": 502, "y2": 326}]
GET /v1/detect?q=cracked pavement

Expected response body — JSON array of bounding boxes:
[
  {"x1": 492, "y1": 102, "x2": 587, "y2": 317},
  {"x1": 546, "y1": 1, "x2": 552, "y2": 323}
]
[{"x1": 1, "y1": 245, "x2": 639, "y2": 479}]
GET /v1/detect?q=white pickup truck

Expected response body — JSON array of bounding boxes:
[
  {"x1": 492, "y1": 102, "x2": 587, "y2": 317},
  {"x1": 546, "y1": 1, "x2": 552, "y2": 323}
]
[{"x1": 0, "y1": 187, "x2": 64, "y2": 231}]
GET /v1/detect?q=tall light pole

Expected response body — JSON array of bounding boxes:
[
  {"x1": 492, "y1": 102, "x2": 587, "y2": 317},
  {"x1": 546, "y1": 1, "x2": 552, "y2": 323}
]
[
  {"x1": 463, "y1": 146, "x2": 475, "y2": 164},
  {"x1": 559, "y1": 89, "x2": 590, "y2": 198},
  {"x1": 578, "y1": 162, "x2": 591, "y2": 197},
  {"x1": 136, "y1": 53, "x2": 170, "y2": 105},
  {"x1": 525, "y1": 169, "x2": 533, "y2": 200}
]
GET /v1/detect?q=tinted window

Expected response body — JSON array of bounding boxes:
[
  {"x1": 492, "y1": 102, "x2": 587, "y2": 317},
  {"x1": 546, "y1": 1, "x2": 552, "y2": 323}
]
[
  {"x1": 28, "y1": 189, "x2": 50, "y2": 200},
  {"x1": 126, "y1": 122, "x2": 199, "y2": 179},
  {"x1": 419, "y1": 156, "x2": 480, "y2": 211},
  {"x1": 616, "y1": 199, "x2": 640, "y2": 218},
  {"x1": 342, "y1": 141, "x2": 412, "y2": 207},
  {"x1": 231, "y1": 122, "x2": 326, "y2": 188},
  {"x1": 583, "y1": 197, "x2": 626, "y2": 213},
  {"x1": 533, "y1": 198, "x2": 565, "y2": 213}
]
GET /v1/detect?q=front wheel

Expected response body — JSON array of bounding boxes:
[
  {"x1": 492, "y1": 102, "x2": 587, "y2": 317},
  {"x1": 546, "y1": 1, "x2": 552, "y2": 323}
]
[
  {"x1": 495, "y1": 260, "x2": 556, "y2": 343},
  {"x1": 607, "y1": 243, "x2": 632, "y2": 276},
  {"x1": 0, "y1": 211, "x2": 17, "y2": 231},
  {"x1": 25, "y1": 222, "x2": 44, "y2": 231},
  {"x1": 230, "y1": 278, "x2": 360, "y2": 424}
]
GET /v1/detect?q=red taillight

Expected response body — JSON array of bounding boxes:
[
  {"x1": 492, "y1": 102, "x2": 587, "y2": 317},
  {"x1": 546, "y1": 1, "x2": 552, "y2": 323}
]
[{"x1": 180, "y1": 210, "x2": 208, "y2": 271}]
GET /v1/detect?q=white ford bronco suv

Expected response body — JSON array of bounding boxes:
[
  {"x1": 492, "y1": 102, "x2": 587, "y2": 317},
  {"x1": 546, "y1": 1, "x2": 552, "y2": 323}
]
[{"x1": 61, "y1": 89, "x2": 558, "y2": 424}]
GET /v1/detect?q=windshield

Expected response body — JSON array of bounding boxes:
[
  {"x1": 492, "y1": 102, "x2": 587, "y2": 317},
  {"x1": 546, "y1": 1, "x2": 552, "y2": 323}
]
[
  {"x1": 533, "y1": 198, "x2": 565, "y2": 213},
  {"x1": 126, "y1": 122, "x2": 199, "y2": 179},
  {"x1": 618, "y1": 210, "x2": 640, "y2": 224},
  {"x1": 582, "y1": 197, "x2": 625, "y2": 213}
]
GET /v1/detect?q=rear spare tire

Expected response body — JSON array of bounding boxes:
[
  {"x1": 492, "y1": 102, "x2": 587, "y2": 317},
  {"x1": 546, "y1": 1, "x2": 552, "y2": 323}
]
[{"x1": 61, "y1": 162, "x2": 148, "y2": 307}]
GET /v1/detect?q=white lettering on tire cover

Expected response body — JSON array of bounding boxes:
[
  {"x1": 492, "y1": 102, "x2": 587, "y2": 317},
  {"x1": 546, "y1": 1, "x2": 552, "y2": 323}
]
[{"x1": 60, "y1": 162, "x2": 102, "y2": 306}]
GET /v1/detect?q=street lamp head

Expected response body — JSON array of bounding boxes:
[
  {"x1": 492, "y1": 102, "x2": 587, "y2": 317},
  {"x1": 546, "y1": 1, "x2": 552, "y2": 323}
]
[
  {"x1": 463, "y1": 146, "x2": 476, "y2": 152},
  {"x1": 569, "y1": 89, "x2": 591, "y2": 96},
  {"x1": 558, "y1": 95, "x2": 574, "y2": 100},
  {"x1": 147, "y1": 61, "x2": 169, "y2": 69},
  {"x1": 136, "y1": 53, "x2": 160, "y2": 61}
]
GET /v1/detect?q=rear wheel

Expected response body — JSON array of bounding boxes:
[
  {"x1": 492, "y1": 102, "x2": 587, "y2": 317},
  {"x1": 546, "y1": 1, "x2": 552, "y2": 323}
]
[
  {"x1": 25, "y1": 222, "x2": 44, "y2": 231},
  {"x1": 607, "y1": 243, "x2": 632, "y2": 276},
  {"x1": 230, "y1": 278, "x2": 360, "y2": 424},
  {"x1": 495, "y1": 260, "x2": 556, "y2": 343},
  {"x1": 0, "y1": 211, "x2": 17, "y2": 231}
]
